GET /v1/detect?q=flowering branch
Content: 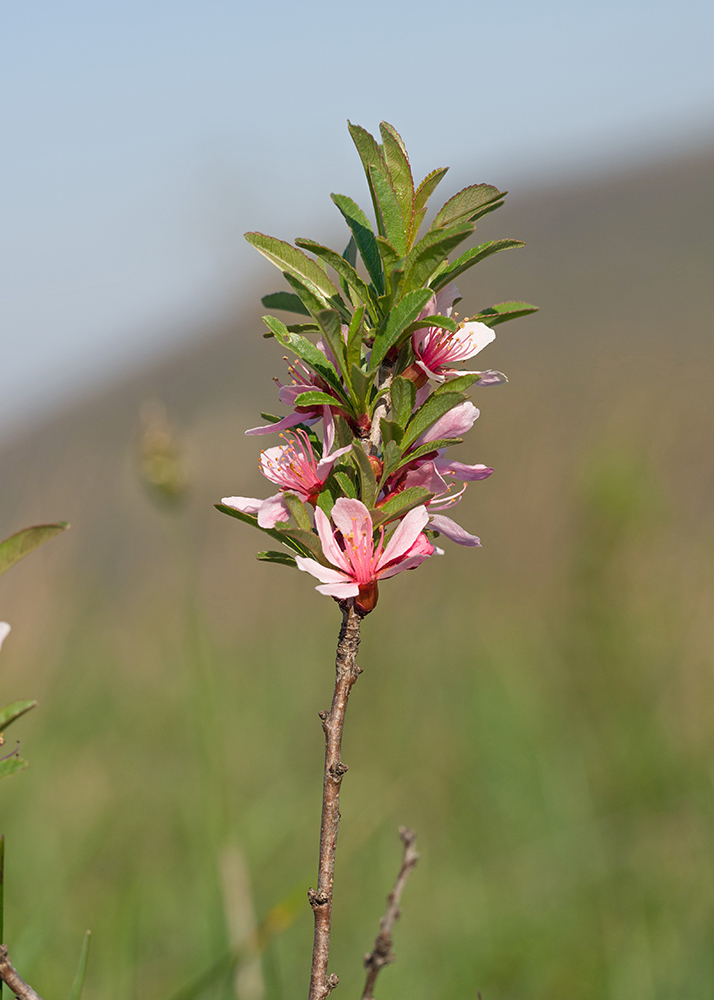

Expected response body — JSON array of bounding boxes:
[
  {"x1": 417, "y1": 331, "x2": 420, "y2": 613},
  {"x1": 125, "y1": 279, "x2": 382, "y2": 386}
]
[
  {"x1": 308, "y1": 599, "x2": 363, "y2": 1000},
  {"x1": 361, "y1": 827, "x2": 420, "y2": 1000},
  {"x1": 0, "y1": 946, "x2": 44, "y2": 1000}
]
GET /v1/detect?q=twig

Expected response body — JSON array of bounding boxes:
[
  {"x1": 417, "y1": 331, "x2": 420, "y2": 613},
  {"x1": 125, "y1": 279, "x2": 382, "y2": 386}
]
[
  {"x1": 308, "y1": 599, "x2": 363, "y2": 1000},
  {"x1": 361, "y1": 827, "x2": 420, "y2": 1000},
  {"x1": 0, "y1": 946, "x2": 44, "y2": 1000}
]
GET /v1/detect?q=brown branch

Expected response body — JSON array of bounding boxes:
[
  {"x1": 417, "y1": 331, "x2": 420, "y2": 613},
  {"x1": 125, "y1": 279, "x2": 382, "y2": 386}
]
[
  {"x1": 308, "y1": 599, "x2": 363, "y2": 1000},
  {"x1": 361, "y1": 827, "x2": 420, "y2": 1000},
  {"x1": 0, "y1": 946, "x2": 44, "y2": 1000}
]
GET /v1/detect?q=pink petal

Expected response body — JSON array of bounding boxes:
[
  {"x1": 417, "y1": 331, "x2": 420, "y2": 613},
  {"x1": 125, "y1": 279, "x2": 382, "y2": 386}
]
[
  {"x1": 433, "y1": 282, "x2": 461, "y2": 316},
  {"x1": 0, "y1": 623, "x2": 10, "y2": 651},
  {"x1": 295, "y1": 556, "x2": 351, "y2": 585},
  {"x1": 458, "y1": 320, "x2": 496, "y2": 356},
  {"x1": 330, "y1": 498, "x2": 373, "y2": 541},
  {"x1": 414, "y1": 384, "x2": 431, "y2": 408},
  {"x1": 378, "y1": 506, "x2": 430, "y2": 569},
  {"x1": 257, "y1": 493, "x2": 291, "y2": 528},
  {"x1": 316, "y1": 582, "x2": 360, "y2": 598},
  {"x1": 315, "y1": 444, "x2": 352, "y2": 481},
  {"x1": 403, "y1": 461, "x2": 449, "y2": 494},
  {"x1": 433, "y1": 458, "x2": 494, "y2": 481},
  {"x1": 314, "y1": 507, "x2": 350, "y2": 572},
  {"x1": 415, "y1": 360, "x2": 448, "y2": 383},
  {"x1": 322, "y1": 407, "x2": 335, "y2": 455},
  {"x1": 278, "y1": 383, "x2": 313, "y2": 406},
  {"x1": 415, "y1": 401, "x2": 480, "y2": 446},
  {"x1": 470, "y1": 369, "x2": 508, "y2": 386},
  {"x1": 245, "y1": 412, "x2": 307, "y2": 436},
  {"x1": 429, "y1": 514, "x2": 481, "y2": 546},
  {"x1": 221, "y1": 496, "x2": 263, "y2": 515}
]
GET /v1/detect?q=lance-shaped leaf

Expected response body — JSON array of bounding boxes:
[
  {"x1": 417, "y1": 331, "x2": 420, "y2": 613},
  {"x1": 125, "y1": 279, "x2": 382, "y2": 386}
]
[
  {"x1": 369, "y1": 165, "x2": 406, "y2": 257},
  {"x1": 413, "y1": 166, "x2": 449, "y2": 236},
  {"x1": 347, "y1": 121, "x2": 391, "y2": 233},
  {"x1": 351, "y1": 444, "x2": 378, "y2": 509},
  {"x1": 256, "y1": 550, "x2": 298, "y2": 568},
  {"x1": 245, "y1": 232, "x2": 341, "y2": 305},
  {"x1": 294, "y1": 390, "x2": 348, "y2": 410},
  {"x1": 369, "y1": 288, "x2": 433, "y2": 372},
  {"x1": 261, "y1": 292, "x2": 311, "y2": 317},
  {"x1": 0, "y1": 523, "x2": 69, "y2": 576},
  {"x1": 281, "y1": 272, "x2": 337, "y2": 320},
  {"x1": 394, "y1": 438, "x2": 464, "y2": 471},
  {"x1": 295, "y1": 239, "x2": 374, "y2": 308},
  {"x1": 431, "y1": 184, "x2": 506, "y2": 231},
  {"x1": 331, "y1": 194, "x2": 384, "y2": 295},
  {"x1": 215, "y1": 504, "x2": 311, "y2": 557},
  {"x1": 333, "y1": 470, "x2": 358, "y2": 499},
  {"x1": 0, "y1": 700, "x2": 37, "y2": 732},
  {"x1": 378, "y1": 440, "x2": 403, "y2": 490},
  {"x1": 285, "y1": 323, "x2": 320, "y2": 335},
  {"x1": 375, "y1": 237, "x2": 403, "y2": 285},
  {"x1": 350, "y1": 364, "x2": 371, "y2": 412},
  {"x1": 379, "y1": 419, "x2": 403, "y2": 445},
  {"x1": 68, "y1": 931, "x2": 92, "y2": 1000},
  {"x1": 403, "y1": 314, "x2": 459, "y2": 337},
  {"x1": 346, "y1": 306, "x2": 365, "y2": 370},
  {"x1": 379, "y1": 122, "x2": 414, "y2": 238},
  {"x1": 0, "y1": 756, "x2": 27, "y2": 780},
  {"x1": 430, "y1": 239, "x2": 526, "y2": 291},
  {"x1": 283, "y1": 493, "x2": 312, "y2": 531},
  {"x1": 372, "y1": 487, "x2": 434, "y2": 528},
  {"x1": 402, "y1": 392, "x2": 466, "y2": 450},
  {"x1": 403, "y1": 220, "x2": 475, "y2": 293},
  {"x1": 390, "y1": 375, "x2": 416, "y2": 429},
  {"x1": 432, "y1": 373, "x2": 483, "y2": 394},
  {"x1": 315, "y1": 309, "x2": 350, "y2": 385},
  {"x1": 261, "y1": 318, "x2": 349, "y2": 402},
  {"x1": 473, "y1": 301, "x2": 539, "y2": 326}
]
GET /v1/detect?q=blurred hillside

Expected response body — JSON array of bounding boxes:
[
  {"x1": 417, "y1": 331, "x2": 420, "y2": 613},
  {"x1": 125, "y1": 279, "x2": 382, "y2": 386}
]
[{"x1": 0, "y1": 144, "x2": 713, "y2": 1000}]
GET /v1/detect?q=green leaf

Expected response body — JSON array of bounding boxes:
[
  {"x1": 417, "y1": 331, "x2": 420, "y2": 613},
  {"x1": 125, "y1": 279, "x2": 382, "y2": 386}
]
[
  {"x1": 261, "y1": 292, "x2": 311, "y2": 316},
  {"x1": 331, "y1": 194, "x2": 384, "y2": 295},
  {"x1": 346, "y1": 306, "x2": 365, "y2": 370},
  {"x1": 215, "y1": 504, "x2": 311, "y2": 557},
  {"x1": 403, "y1": 221, "x2": 475, "y2": 292},
  {"x1": 375, "y1": 237, "x2": 403, "y2": 287},
  {"x1": 285, "y1": 323, "x2": 320, "y2": 335},
  {"x1": 294, "y1": 390, "x2": 346, "y2": 409},
  {"x1": 273, "y1": 523, "x2": 326, "y2": 564},
  {"x1": 473, "y1": 301, "x2": 539, "y2": 326},
  {"x1": 256, "y1": 551, "x2": 298, "y2": 568},
  {"x1": 68, "y1": 931, "x2": 92, "y2": 1000},
  {"x1": 283, "y1": 493, "x2": 312, "y2": 530},
  {"x1": 395, "y1": 438, "x2": 463, "y2": 470},
  {"x1": 378, "y1": 440, "x2": 402, "y2": 490},
  {"x1": 414, "y1": 166, "x2": 449, "y2": 219},
  {"x1": 402, "y1": 392, "x2": 466, "y2": 450},
  {"x1": 390, "y1": 375, "x2": 416, "y2": 428},
  {"x1": 372, "y1": 487, "x2": 434, "y2": 528},
  {"x1": 347, "y1": 121, "x2": 390, "y2": 231},
  {"x1": 369, "y1": 165, "x2": 406, "y2": 257},
  {"x1": 343, "y1": 236, "x2": 357, "y2": 268},
  {"x1": 370, "y1": 288, "x2": 433, "y2": 373},
  {"x1": 245, "y1": 232, "x2": 341, "y2": 304},
  {"x1": 315, "y1": 309, "x2": 350, "y2": 381},
  {"x1": 333, "y1": 470, "x2": 358, "y2": 499},
  {"x1": 431, "y1": 184, "x2": 505, "y2": 230},
  {"x1": 282, "y1": 272, "x2": 335, "y2": 319},
  {"x1": 0, "y1": 756, "x2": 28, "y2": 780},
  {"x1": 403, "y1": 314, "x2": 459, "y2": 337},
  {"x1": 295, "y1": 239, "x2": 374, "y2": 307},
  {"x1": 433, "y1": 373, "x2": 483, "y2": 394},
  {"x1": 379, "y1": 418, "x2": 403, "y2": 445},
  {"x1": 350, "y1": 364, "x2": 371, "y2": 412},
  {"x1": 430, "y1": 239, "x2": 525, "y2": 290},
  {"x1": 261, "y1": 322, "x2": 348, "y2": 401},
  {"x1": 379, "y1": 122, "x2": 414, "y2": 237},
  {"x1": 0, "y1": 523, "x2": 69, "y2": 577},
  {"x1": 351, "y1": 444, "x2": 378, "y2": 509},
  {"x1": 0, "y1": 700, "x2": 37, "y2": 732}
]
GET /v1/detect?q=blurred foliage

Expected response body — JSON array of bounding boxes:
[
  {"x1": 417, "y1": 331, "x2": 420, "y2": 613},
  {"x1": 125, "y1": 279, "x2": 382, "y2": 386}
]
[{"x1": 0, "y1": 147, "x2": 712, "y2": 1000}]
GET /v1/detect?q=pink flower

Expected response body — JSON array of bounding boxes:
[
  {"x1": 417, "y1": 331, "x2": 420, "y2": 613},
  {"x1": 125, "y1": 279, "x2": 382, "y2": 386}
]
[
  {"x1": 223, "y1": 412, "x2": 351, "y2": 528},
  {"x1": 246, "y1": 359, "x2": 341, "y2": 436},
  {"x1": 296, "y1": 499, "x2": 435, "y2": 612},
  {"x1": 398, "y1": 460, "x2": 487, "y2": 547},
  {"x1": 410, "y1": 283, "x2": 506, "y2": 385}
]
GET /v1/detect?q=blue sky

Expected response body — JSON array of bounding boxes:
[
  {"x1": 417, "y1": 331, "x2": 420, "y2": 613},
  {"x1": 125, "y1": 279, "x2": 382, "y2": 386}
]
[{"x1": 2, "y1": 0, "x2": 713, "y2": 434}]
